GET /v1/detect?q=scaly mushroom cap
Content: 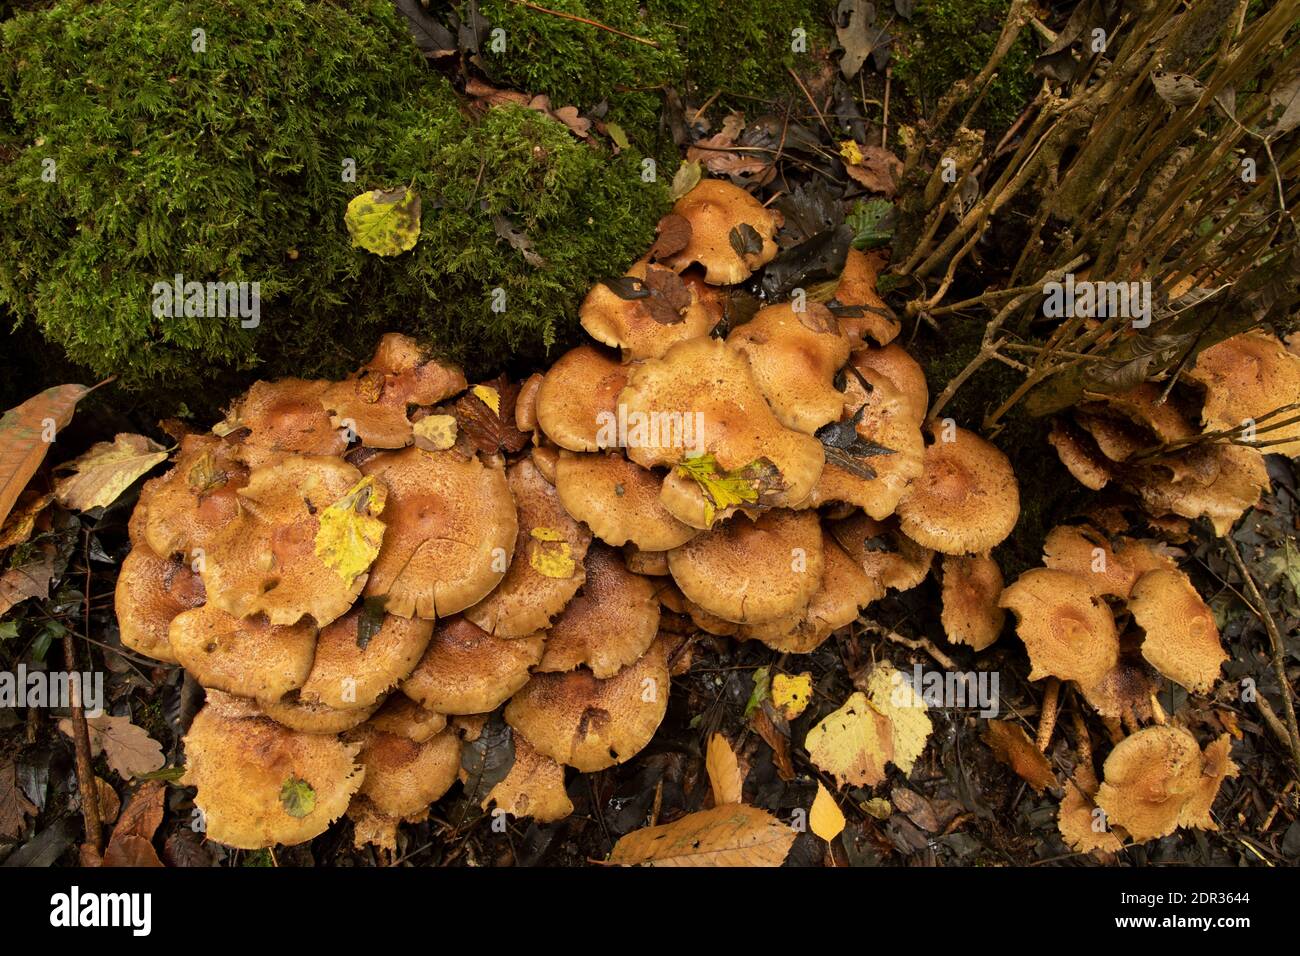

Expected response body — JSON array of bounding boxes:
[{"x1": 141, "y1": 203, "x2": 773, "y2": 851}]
[
  {"x1": 201, "y1": 455, "x2": 372, "y2": 627},
  {"x1": 534, "y1": 345, "x2": 628, "y2": 452},
  {"x1": 138, "y1": 434, "x2": 251, "y2": 559},
  {"x1": 482, "y1": 731, "x2": 574, "y2": 822},
  {"x1": 803, "y1": 364, "x2": 925, "y2": 518},
  {"x1": 219, "y1": 379, "x2": 346, "y2": 456},
  {"x1": 660, "y1": 179, "x2": 780, "y2": 284},
  {"x1": 168, "y1": 605, "x2": 316, "y2": 703},
  {"x1": 360, "y1": 447, "x2": 516, "y2": 619},
  {"x1": 619, "y1": 337, "x2": 825, "y2": 518},
  {"x1": 1176, "y1": 733, "x2": 1238, "y2": 831},
  {"x1": 505, "y1": 637, "x2": 671, "y2": 772},
  {"x1": 1079, "y1": 640, "x2": 1158, "y2": 721},
  {"x1": 667, "y1": 509, "x2": 824, "y2": 624},
  {"x1": 114, "y1": 548, "x2": 204, "y2": 664},
  {"x1": 1058, "y1": 768, "x2": 1125, "y2": 853},
  {"x1": 848, "y1": 344, "x2": 928, "y2": 426},
  {"x1": 180, "y1": 691, "x2": 363, "y2": 849},
  {"x1": 401, "y1": 616, "x2": 545, "y2": 715},
  {"x1": 827, "y1": 512, "x2": 934, "y2": 592},
  {"x1": 1096, "y1": 383, "x2": 1198, "y2": 443},
  {"x1": 318, "y1": 333, "x2": 467, "y2": 449},
  {"x1": 940, "y1": 553, "x2": 1005, "y2": 651},
  {"x1": 738, "y1": 536, "x2": 882, "y2": 653},
  {"x1": 1128, "y1": 568, "x2": 1227, "y2": 694},
  {"x1": 896, "y1": 426, "x2": 1020, "y2": 555},
  {"x1": 1095, "y1": 726, "x2": 1231, "y2": 843},
  {"x1": 367, "y1": 694, "x2": 448, "y2": 742},
  {"x1": 260, "y1": 695, "x2": 379, "y2": 735},
  {"x1": 554, "y1": 451, "x2": 698, "y2": 551},
  {"x1": 998, "y1": 568, "x2": 1119, "y2": 690},
  {"x1": 1075, "y1": 410, "x2": 1150, "y2": 462},
  {"x1": 726, "y1": 302, "x2": 851, "y2": 434},
  {"x1": 1047, "y1": 418, "x2": 1112, "y2": 490},
  {"x1": 464, "y1": 458, "x2": 593, "y2": 637},
  {"x1": 349, "y1": 725, "x2": 462, "y2": 820},
  {"x1": 297, "y1": 606, "x2": 433, "y2": 710},
  {"x1": 1042, "y1": 524, "x2": 1175, "y2": 598},
  {"x1": 1123, "y1": 442, "x2": 1269, "y2": 535},
  {"x1": 579, "y1": 260, "x2": 723, "y2": 361},
  {"x1": 833, "y1": 249, "x2": 899, "y2": 347},
  {"x1": 1188, "y1": 332, "x2": 1300, "y2": 457},
  {"x1": 537, "y1": 543, "x2": 661, "y2": 677}
]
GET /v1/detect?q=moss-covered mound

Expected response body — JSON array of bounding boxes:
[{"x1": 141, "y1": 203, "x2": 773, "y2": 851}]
[{"x1": 0, "y1": 0, "x2": 666, "y2": 390}]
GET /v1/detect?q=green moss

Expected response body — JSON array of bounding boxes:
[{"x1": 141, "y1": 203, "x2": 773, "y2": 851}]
[
  {"x1": 893, "y1": 0, "x2": 1035, "y2": 132},
  {"x1": 0, "y1": 0, "x2": 666, "y2": 393}
]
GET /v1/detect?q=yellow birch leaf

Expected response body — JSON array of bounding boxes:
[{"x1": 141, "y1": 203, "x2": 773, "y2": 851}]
[
  {"x1": 674, "y1": 453, "x2": 781, "y2": 526},
  {"x1": 805, "y1": 691, "x2": 894, "y2": 788},
  {"x1": 471, "y1": 384, "x2": 501, "y2": 415},
  {"x1": 839, "y1": 140, "x2": 864, "y2": 166},
  {"x1": 862, "y1": 662, "x2": 933, "y2": 774},
  {"x1": 54, "y1": 433, "x2": 169, "y2": 511},
  {"x1": 772, "y1": 672, "x2": 812, "y2": 720},
  {"x1": 413, "y1": 414, "x2": 458, "y2": 451},
  {"x1": 345, "y1": 186, "x2": 422, "y2": 256},
  {"x1": 529, "y1": 526, "x2": 575, "y2": 579},
  {"x1": 314, "y1": 476, "x2": 387, "y2": 586},
  {"x1": 705, "y1": 733, "x2": 743, "y2": 805},
  {"x1": 609, "y1": 804, "x2": 795, "y2": 866},
  {"x1": 810, "y1": 782, "x2": 846, "y2": 841}
]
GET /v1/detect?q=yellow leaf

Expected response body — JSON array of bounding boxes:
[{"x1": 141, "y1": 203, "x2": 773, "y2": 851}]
[
  {"x1": 471, "y1": 384, "x2": 501, "y2": 415},
  {"x1": 344, "y1": 186, "x2": 422, "y2": 256},
  {"x1": 862, "y1": 663, "x2": 933, "y2": 775},
  {"x1": 609, "y1": 804, "x2": 795, "y2": 866},
  {"x1": 772, "y1": 672, "x2": 812, "y2": 720},
  {"x1": 674, "y1": 453, "x2": 782, "y2": 526},
  {"x1": 529, "y1": 526, "x2": 575, "y2": 579},
  {"x1": 54, "y1": 433, "x2": 169, "y2": 512},
  {"x1": 706, "y1": 733, "x2": 743, "y2": 805},
  {"x1": 805, "y1": 691, "x2": 894, "y2": 789},
  {"x1": 862, "y1": 796, "x2": 892, "y2": 819},
  {"x1": 314, "y1": 476, "x2": 387, "y2": 586},
  {"x1": 839, "y1": 139, "x2": 864, "y2": 166},
  {"x1": 0, "y1": 383, "x2": 91, "y2": 530},
  {"x1": 810, "y1": 782, "x2": 846, "y2": 841},
  {"x1": 412, "y1": 414, "x2": 458, "y2": 451}
]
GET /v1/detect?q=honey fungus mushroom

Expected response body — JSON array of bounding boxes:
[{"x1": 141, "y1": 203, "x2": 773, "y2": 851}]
[
  {"x1": 1128, "y1": 568, "x2": 1227, "y2": 694},
  {"x1": 998, "y1": 568, "x2": 1119, "y2": 692},
  {"x1": 360, "y1": 446, "x2": 516, "y2": 619},
  {"x1": 401, "y1": 616, "x2": 545, "y2": 714},
  {"x1": 553, "y1": 450, "x2": 698, "y2": 551},
  {"x1": 827, "y1": 512, "x2": 934, "y2": 593},
  {"x1": 481, "y1": 731, "x2": 574, "y2": 822},
  {"x1": 136, "y1": 433, "x2": 251, "y2": 560},
  {"x1": 181, "y1": 691, "x2": 363, "y2": 850},
  {"x1": 832, "y1": 249, "x2": 900, "y2": 347},
  {"x1": 895, "y1": 425, "x2": 1020, "y2": 555},
  {"x1": 505, "y1": 637, "x2": 671, "y2": 772},
  {"x1": 295, "y1": 606, "x2": 433, "y2": 710},
  {"x1": 534, "y1": 344, "x2": 628, "y2": 452},
  {"x1": 114, "y1": 548, "x2": 204, "y2": 663},
  {"x1": 659, "y1": 179, "x2": 781, "y2": 284},
  {"x1": 579, "y1": 260, "x2": 723, "y2": 361},
  {"x1": 217, "y1": 378, "x2": 347, "y2": 456},
  {"x1": 168, "y1": 605, "x2": 317, "y2": 703},
  {"x1": 1188, "y1": 331, "x2": 1300, "y2": 457},
  {"x1": 1041, "y1": 523, "x2": 1175, "y2": 599},
  {"x1": 940, "y1": 553, "x2": 1005, "y2": 651}
]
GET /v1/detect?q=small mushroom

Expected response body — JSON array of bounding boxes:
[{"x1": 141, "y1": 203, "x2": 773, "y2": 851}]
[
  {"x1": 1129, "y1": 568, "x2": 1227, "y2": 694},
  {"x1": 1122, "y1": 442, "x2": 1269, "y2": 535},
  {"x1": 1042, "y1": 524, "x2": 1175, "y2": 599},
  {"x1": 401, "y1": 616, "x2": 545, "y2": 715},
  {"x1": 114, "y1": 548, "x2": 204, "y2": 664},
  {"x1": 998, "y1": 568, "x2": 1119, "y2": 691},
  {"x1": 1047, "y1": 418, "x2": 1113, "y2": 490},
  {"x1": 259, "y1": 695, "x2": 380, "y2": 735},
  {"x1": 218, "y1": 378, "x2": 347, "y2": 456},
  {"x1": 940, "y1": 553, "x2": 1005, "y2": 651},
  {"x1": 833, "y1": 249, "x2": 899, "y2": 347},
  {"x1": 348, "y1": 724, "x2": 462, "y2": 822},
  {"x1": 848, "y1": 344, "x2": 928, "y2": 426},
  {"x1": 136, "y1": 434, "x2": 251, "y2": 560},
  {"x1": 367, "y1": 693, "x2": 448, "y2": 742},
  {"x1": 168, "y1": 605, "x2": 317, "y2": 703},
  {"x1": 481, "y1": 731, "x2": 574, "y2": 822},
  {"x1": 554, "y1": 450, "x2": 698, "y2": 551},
  {"x1": 660, "y1": 179, "x2": 780, "y2": 284},
  {"x1": 579, "y1": 260, "x2": 723, "y2": 361},
  {"x1": 827, "y1": 512, "x2": 934, "y2": 592},
  {"x1": 534, "y1": 345, "x2": 628, "y2": 452},
  {"x1": 623, "y1": 543, "x2": 670, "y2": 576},
  {"x1": 514, "y1": 372, "x2": 544, "y2": 433}
]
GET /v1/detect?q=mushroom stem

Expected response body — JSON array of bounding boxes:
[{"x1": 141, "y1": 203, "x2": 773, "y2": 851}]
[
  {"x1": 1223, "y1": 534, "x2": 1300, "y2": 780},
  {"x1": 1036, "y1": 678, "x2": 1060, "y2": 752},
  {"x1": 1149, "y1": 695, "x2": 1167, "y2": 726},
  {"x1": 62, "y1": 632, "x2": 102, "y2": 853}
]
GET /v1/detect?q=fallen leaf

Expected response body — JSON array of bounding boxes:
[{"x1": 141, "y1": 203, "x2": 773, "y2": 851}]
[
  {"x1": 772, "y1": 672, "x2": 813, "y2": 720},
  {"x1": 0, "y1": 759, "x2": 37, "y2": 840},
  {"x1": 345, "y1": 186, "x2": 422, "y2": 256},
  {"x1": 412, "y1": 414, "x2": 458, "y2": 451},
  {"x1": 492, "y1": 213, "x2": 547, "y2": 268},
  {"x1": 890, "y1": 785, "x2": 940, "y2": 832},
  {"x1": 279, "y1": 776, "x2": 316, "y2": 818},
  {"x1": 314, "y1": 476, "x2": 387, "y2": 586},
  {"x1": 836, "y1": 0, "x2": 892, "y2": 78},
  {"x1": 461, "y1": 716, "x2": 515, "y2": 806},
  {"x1": 674, "y1": 453, "x2": 784, "y2": 526},
  {"x1": 102, "y1": 781, "x2": 164, "y2": 867},
  {"x1": 95, "y1": 777, "x2": 120, "y2": 824},
  {"x1": 529, "y1": 527, "x2": 576, "y2": 579},
  {"x1": 0, "y1": 384, "x2": 91, "y2": 530},
  {"x1": 0, "y1": 491, "x2": 53, "y2": 549},
  {"x1": 842, "y1": 143, "x2": 903, "y2": 196},
  {"x1": 609, "y1": 804, "x2": 796, "y2": 866},
  {"x1": 471, "y1": 384, "x2": 501, "y2": 415},
  {"x1": 982, "y1": 720, "x2": 1056, "y2": 793},
  {"x1": 58, "y1": 715, "x2": 165, "y2": 780},
  {"x1": 1151, "y1": 71, "x2": 1205, "y2": 108},
  {"x1": 670, "y1": 159, "x2": 703, "y2": 201},
  {"x1": 750, "y1": 699, "x2": 796, "y2": 780},
  {"x1": 649, "y1": 213, "x2": 692, "y2": 261},
  {"x1": 0, "y1": 542, "x2": 56, "y2": 616},
  {"x1": 810, "y1": 782, "x2": 846, "y2": 841},
  {"x1": 54, "y1": 433, "x2": 168, "y2": 512},
  {"x1": 452, "y1": 375, "x2": 529, "y2": 455},
  {"x1": 860, "y1": 662, "x2": 933, "y2": 775},
  {"x1": 706, "y1": 733, "x2": 743, "y2": 805},
  {"x1": 805, "y1": 691, "x2": 894, "y2": 788}
]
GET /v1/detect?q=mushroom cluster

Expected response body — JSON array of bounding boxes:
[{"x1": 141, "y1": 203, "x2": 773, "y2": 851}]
[{"x1": 1048, "y1": 330, "x2": 1300, "y2": 533}]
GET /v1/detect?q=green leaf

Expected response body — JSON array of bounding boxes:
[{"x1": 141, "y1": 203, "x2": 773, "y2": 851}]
[
  {"x1": 605, "y1": 121, "x2": 630, "y2": 151},
  {"x1": 0, "y1": 621, "x2": 17, "y2": 641},
  {"x1": 345, "y1": 186, "x2": 422, "y2": 256},
  {"x1": 670, "y1": 160, "x2": 702, "y2": 201},
  {"x1": 279, "y1": 776, "x2": 316, "y2": 818},
  {"x1": 846, "y1": 198, "x2": 895, "y2": 250},
  {"x1": 744, "y1": 666, "x2": 772, "y2": 719},
  {"x1": 674, "y1": 453, "x2": 782, "y2": 525}
]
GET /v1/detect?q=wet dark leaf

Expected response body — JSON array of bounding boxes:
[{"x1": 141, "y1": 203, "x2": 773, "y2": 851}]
[
  {"x1": 728, "y1": 223, "x2": 764, "y2": 258},
  {"x1": 846, "y1": 199, "x2": 895, "y2": 250},
  {"x1": 394, "y1": 0, "x2": 456, "y2": 58},
  {"x1": 601, "y1": 276, "x2": 652, "y2": 300},
  {"x1": 461, "y1": 715, "x2": 515, "y2": 806},
  {"x1": 759, "y1": 225, "x2": 853, "y2": 299},
  {"x1": 492, "y1": 214, "x2": 547, "y2": 269},
  {"x1": 357, "y1": 595, "x2": 386, "y2": 649},
  {"x1": 649, "y1": 213, "x2": 692, "y2": 260}
]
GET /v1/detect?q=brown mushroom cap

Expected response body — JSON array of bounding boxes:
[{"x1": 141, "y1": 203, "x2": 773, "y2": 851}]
[
  {"x1": 504, "y1": 637, "x2": 671, "y2": 772},
  {"x1": 554, "y1": 450, "x2": 698, "y2": 551},
  {"x1": 201, "y1": 454, "x2": 371, "y2": 627},
  {"x1": 482, "y1": 731, "x2": 574, "y2": 822},
  {"x1": 534, "y1": 345, "x2": 628, "y2": 452},
  {"x1": 401, "y1": 616, "x2": 545, "y2": 715},
  {"x1": 515, "y1": 372, "x2": 544, "y2": 434},
  {"x1": 138, "y1": 434, "x2": 251, "y2": 559},
  {"x1": 360, "y1": 446, "x2": 516, "y2": 619},
  {"x1": 1122, "y1": 442, "x2": 1269, "y2": 535},
  {"x1": 297, "y1": 606, "x2": 433, "y2": 710},
  {"x1": 1177, "y1": 733, "x2": 1238, "y2": 831},
  {"x1": 260, "y1": 695, "x2": 380, "y2": 735},
  {"x1": 220, "y1": 378, "x2": 347, "y2": 456},
  {"x1": 536, "y1": 543, "x2": 661, "y2": 677},
  {"x1": 367, "y1": 693, "x2": 448, "y2": 742},
  {"x1": 619, "y1": 337, "x2": 825, "y2": 518},
  {"x1": 1189, "y1": 332, "x2": 1300, "y2": 456},
  {"x1": 1058, "y1": 768, "x2": 1125, "y2": 853},
  {"x1": 1078, "y1": 639, "x2": 1158, "y2": 721},
  {"x1": 660, "y1": 179, "x2": 780, "y2": 284},
  {"x1": 318, "y1": 333, "x2": 467, "y2": 449},
  {"x1": 738, "y1": 535, "x2": 882, "y2": 652},
  {"x1": 1096, "y1": 383, "x2": 1198, "y2": 443},
  {"x1": 1042, "y1": 524, "x2": 1176, "y2": 599},
  {"x1": 1047, "y1": 418, "x2": 1113, "y2": 490},
  {"x1": 115, "y1": 548, "x2": 204, "y2": 664},
  {"x1": 848, "y1": 344, "x2": 928, "y2": 426},
  {"x1": 667, "y1": 509, "x2": 824, "y2": 624},
  {"x1": 1075, "y1": 410, "x2": 1150, "y2": 463},
  {"x1": 1094, "y1": 726, "x2": 1218, "y2": 843},
  {"x1": 827, "y1": 512, "x2": 934, "y2": 592},
  {"x1": 180, "y1": 690, "x2": 363, "y2": 849},
  {"x1": 623, "y1": 543, "x2": 670, "y2": 576},
  {"x1": 833, "y1": 249, "x2": 899, "y2": 347},
  {"x1": 998, "y1": 568, "x2": 1119, "y2": 690},
  {"x1": 579, "y1": 259, "x2": 723, "y2": 361},
  {"x1": 940, "y1": 553, "x2": 1005, "y2": 651},
  {"x1": 349, "y1": 725, "x2": 461, "y2": 820},
  {"x1": 464, "y1": 458, "x2": 593, "y2": 637},
  {"x1": 726, "y1": 302, "x2": 851, "y2": 434},
  {"x1": 168, "y1": 605, "x2": 317, "y2": 703},
  {"x1": 895, "y1": 425, "x2": 1020, "y2": 555},
  {"x1": 1129, "y1": 568, "x2": 1227, "y2": 693}
]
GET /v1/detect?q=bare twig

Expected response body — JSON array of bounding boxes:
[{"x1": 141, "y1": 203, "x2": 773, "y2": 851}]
[{"x1": 507, "y1": 0, "x2": 660, "y2": 47}]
